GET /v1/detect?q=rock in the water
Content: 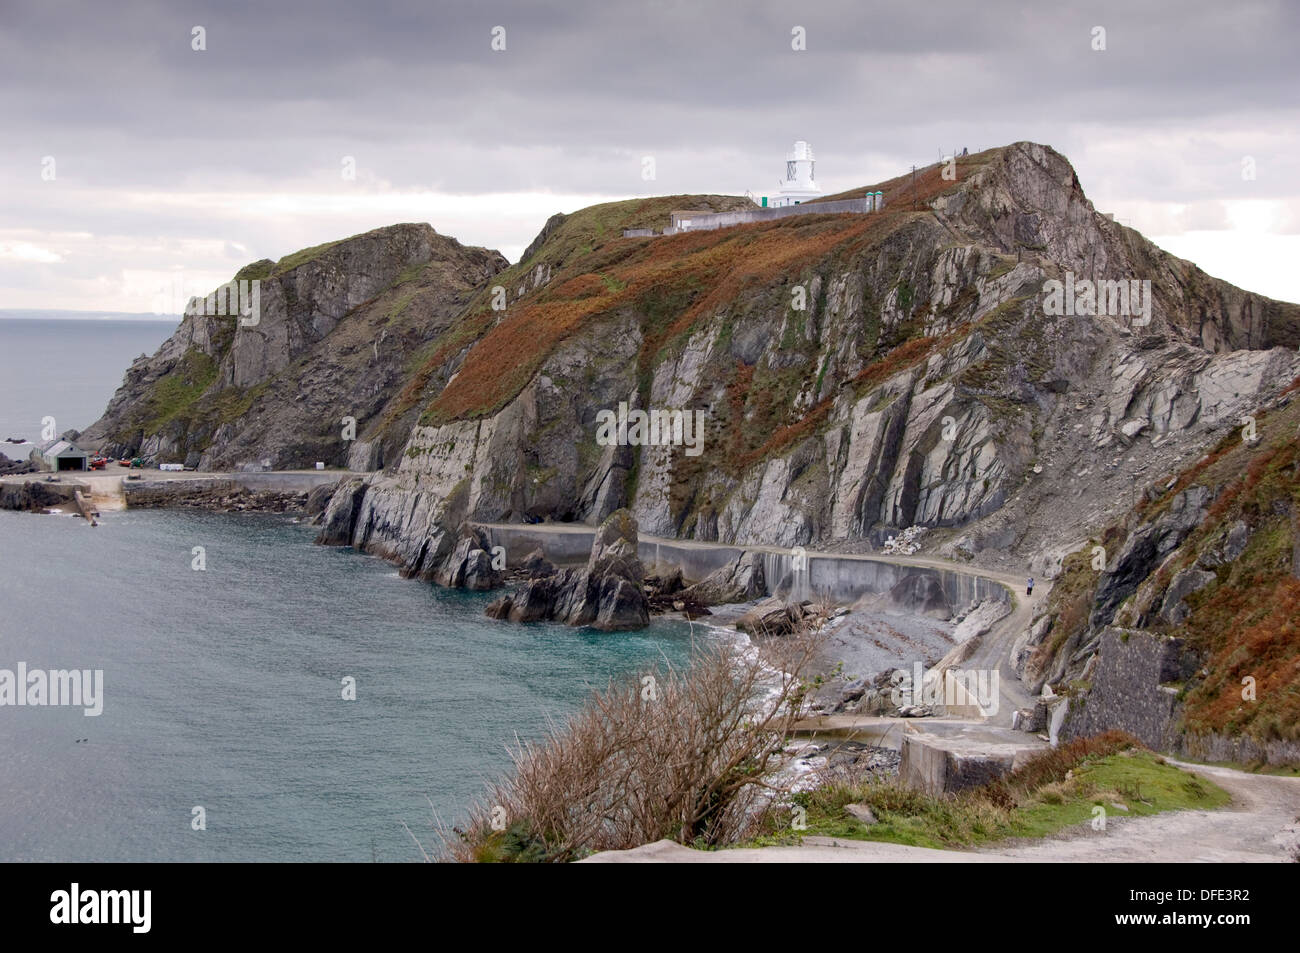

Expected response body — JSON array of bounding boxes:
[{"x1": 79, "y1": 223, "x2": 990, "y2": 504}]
[
  {"x1": 593, "y1": 576, "x2": 650, "y2": 631},
  {"x1": 305, "y1": 481, "x2": 339, "y2": 519},
  {"x1": 462, "y1": 548, "x2": 499, "y2": 591},
  {"x1": 484, "y1": 509, "x2": 649, "y2": 630},
  {"x1": 435, "y1": 525, "x2": 503, "y2": 590},
  {"x1": 520, "y1": 548, "x2": 556, "y2": 578}
]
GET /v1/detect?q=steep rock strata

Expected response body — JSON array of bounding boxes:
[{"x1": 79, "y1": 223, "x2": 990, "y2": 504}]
[
  {"x1": 317, "y1": 143, "x2": 1300, "y2": 580},
  {"x1": 81, "y1": 224, "x2": 507, "y2": 470}
]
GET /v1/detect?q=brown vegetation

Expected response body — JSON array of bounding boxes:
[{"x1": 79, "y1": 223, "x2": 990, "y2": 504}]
[{"x1": 435, "y1": 633, "x2": 820, "y2": 862}]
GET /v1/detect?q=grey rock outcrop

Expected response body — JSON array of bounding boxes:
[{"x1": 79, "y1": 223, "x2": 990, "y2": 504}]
[
  {"x1": 80, "y1": 224, "x2": 508, "y2": 471},
  {"x1": 679, "y1": 551, "x2": 766, "y2": 604},
  {"x1": 735, "y1": 597, "x2": 810, "y2": 636},
  {"x1": 434, "y1": 525, "x2": 503, "y2": 591},
  {"x1": 484, "y1": 509, "x2": 650, "y2": 630},
  {"x1": 1091, "y1": 486, "x2": 1209, "y2": 627},
  {"x1": 1198, "y1": 520, "x2": 1250, "y2": 569},
  {"x1": 1158, "y1": 568, "x2": 1216, "y2": 625}
]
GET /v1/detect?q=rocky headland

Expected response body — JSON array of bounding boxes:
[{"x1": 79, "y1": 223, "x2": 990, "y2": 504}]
[{"x1": 70, "y1": 141, "x2": 1300, "y2": 766}]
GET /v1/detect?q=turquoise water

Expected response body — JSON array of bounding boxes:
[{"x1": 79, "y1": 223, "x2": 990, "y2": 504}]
[{"x1": 0, "y1": 507, "x2": 704, "y2": 862}]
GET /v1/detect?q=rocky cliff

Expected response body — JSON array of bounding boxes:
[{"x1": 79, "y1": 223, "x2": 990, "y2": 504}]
[
  {"x1": 316, "y1": 144, "x2": 1300, "y2": 590},
  {"x1": 80, "y1": 223, "x2": 507, "y2": 470},
  {"x1": 86, "y1": 140, "x2": 1300, "y2": 756},
  {"x1": 1025, "y1": 379, "x2": 1300, "y2": 764}
]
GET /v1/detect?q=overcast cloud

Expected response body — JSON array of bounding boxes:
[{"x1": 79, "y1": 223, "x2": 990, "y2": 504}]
[{"x1": 2, "y1": 0, "x2": 1298, "y2": 312}]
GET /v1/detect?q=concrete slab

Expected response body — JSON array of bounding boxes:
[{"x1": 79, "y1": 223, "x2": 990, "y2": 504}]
[{"x1": 899, "y1": 723, "x2": 1048, "y2": 795}]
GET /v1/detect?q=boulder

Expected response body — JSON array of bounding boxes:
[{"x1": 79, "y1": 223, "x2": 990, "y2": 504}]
[
  {"x1": 736, "y1": 597, "x2": 809, "y2": 635},
  {"x1": 588, "y1": 508, "x2": 644, "y2": 582},
  {"x1": 680, "y1": 551, "x2": 766, "y2": 605},
  {"x1": 594, "y1": 576, "x2": 650, "y2": 631},
  {"x1": 484, "y1": 594, "x2": 513, "y2": 619},
  {"x1": 841, "y1": 678, "x2": 868, "y2": 702},
  {"x1": 1158, "y1": 568, "x2": 1216, "y2": 625},
  {"x1": 433, "y1": 524, "x2": 503, "y2": 590},
  {"x1": 520, "y1": 548, "x2": 556, "y2": 578},
  {"x1": 844, "y1": 803, "x2": 878, "y2": 826},
  {"x1": 304, "y1": 481, "x2": 339, "y2": 519},
  {"x1": 462, "y1": 548, "x2": 500, "y2": 591}
]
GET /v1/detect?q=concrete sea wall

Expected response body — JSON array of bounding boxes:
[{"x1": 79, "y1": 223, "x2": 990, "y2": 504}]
[{"x1": 474, "y1": 523, "x2": 1007, "y2": 613}]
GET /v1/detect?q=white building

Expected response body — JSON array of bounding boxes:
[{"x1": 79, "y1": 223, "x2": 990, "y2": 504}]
[
  {"x1": 32, "y1": 438, "x2": 88, "y2": 472},
  {"x1": 769, "y1": 140, "x2": 822, "y2": 207}
]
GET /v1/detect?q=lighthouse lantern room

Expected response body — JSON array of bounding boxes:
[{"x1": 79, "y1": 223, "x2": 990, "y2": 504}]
[{"x1": 770, "y1": 140, "x2": 822, "y2": 207}]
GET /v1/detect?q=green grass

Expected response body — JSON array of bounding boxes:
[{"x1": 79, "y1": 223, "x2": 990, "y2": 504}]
[
  {"x1": 272, "y1": 237, "x2": 345, "y2": 276},
  {"x1": 739, "y1": 744, "x2": 1229, "y2": 852},
  {"x1": 136, "y1": 347, "x2": 219, "y2": 432},
  {"x1": 387, "y1": 287, "x2": 420, "y2": 324}
]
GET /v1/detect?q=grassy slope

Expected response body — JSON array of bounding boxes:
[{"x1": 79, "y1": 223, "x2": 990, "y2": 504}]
[
  {"x1": 741, "y1": 735, "x2": 1229, "y2": 852},
  {"x1": 417, "y1": 155, "x2": 993, "y2": 441}
]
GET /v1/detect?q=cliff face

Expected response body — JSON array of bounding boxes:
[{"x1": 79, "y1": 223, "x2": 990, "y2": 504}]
[
  {"x1": 317, "y1": 144, "x2": 1300, "y2": 585},
  {"x1": 90, "y1": 142, "x2": 1300, "y2": 582},
  {"x1": 81, "y1": 223, "x2": 507, "y2": 469},
  {"x1": 86, "y1": 141, "x2": 1300, "y2": 753},
  {"x1": 1025, "y1": 379, "x2": 1300, "y2": 764}
]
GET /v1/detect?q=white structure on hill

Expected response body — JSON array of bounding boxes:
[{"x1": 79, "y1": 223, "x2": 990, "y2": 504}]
[{"x1": 770, "y1": 140, "x2": 822, "y2": 207}]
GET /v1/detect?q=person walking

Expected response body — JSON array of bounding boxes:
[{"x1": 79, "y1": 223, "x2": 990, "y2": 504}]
[{"x1": 1027, "y1": 576, "x2": 1035, "y2": 596}]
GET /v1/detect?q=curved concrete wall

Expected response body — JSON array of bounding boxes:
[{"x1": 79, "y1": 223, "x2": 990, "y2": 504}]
[{"x1": 474, "y1": 523, "x2": 1008, "y2": 613}]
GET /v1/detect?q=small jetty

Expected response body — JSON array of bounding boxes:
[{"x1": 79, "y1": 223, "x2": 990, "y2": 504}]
[{"x1": 72, "y1": 488, "x2": 99, "y2": 526}]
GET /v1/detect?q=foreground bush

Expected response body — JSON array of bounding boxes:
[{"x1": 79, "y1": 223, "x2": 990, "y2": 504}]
[{"x1": 440, "y1": 635, "x2": 818, "y2": 862}]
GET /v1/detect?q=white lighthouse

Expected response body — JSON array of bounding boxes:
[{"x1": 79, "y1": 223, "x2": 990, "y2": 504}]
[{"x1": 770, "y1": 140, "x2": 821, "y2": 207}]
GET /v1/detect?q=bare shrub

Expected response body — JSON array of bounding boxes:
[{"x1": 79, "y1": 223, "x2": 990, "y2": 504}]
[{"x1": 439, "y1": 631, "x2": 820, "y2": 862}]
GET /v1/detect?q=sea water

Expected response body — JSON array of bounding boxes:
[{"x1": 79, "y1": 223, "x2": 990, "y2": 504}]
[
  {"x1": 0, "y1": 508, "x2": 703, "y2": 861},
  {"x1": 0, "y1": 316, "x2": 705, "y2": 861}
]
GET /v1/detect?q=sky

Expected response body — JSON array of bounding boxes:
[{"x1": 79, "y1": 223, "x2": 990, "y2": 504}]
[{"x1": 2, "y1": 0, "x2": 1298, "y2": 315}]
